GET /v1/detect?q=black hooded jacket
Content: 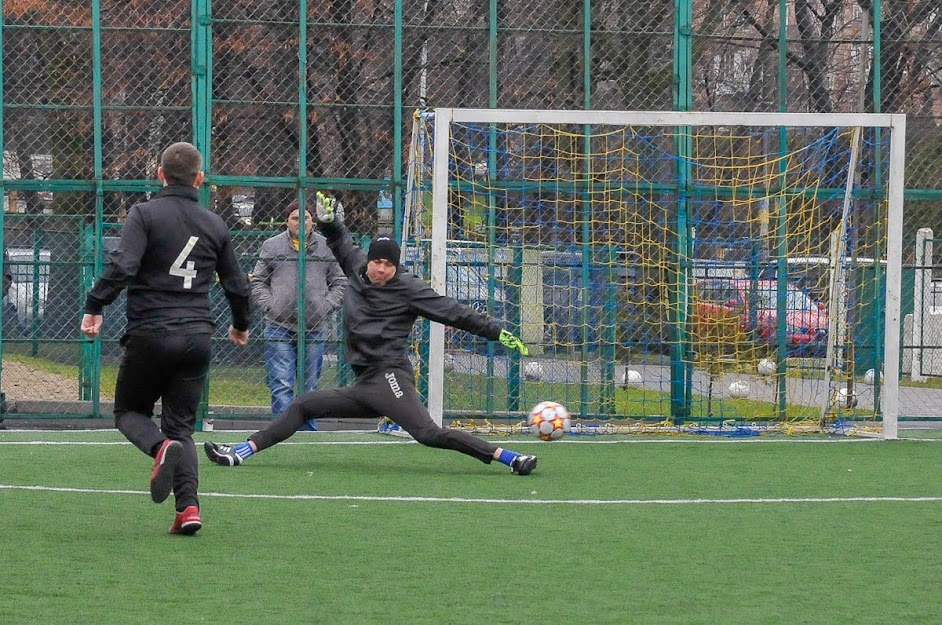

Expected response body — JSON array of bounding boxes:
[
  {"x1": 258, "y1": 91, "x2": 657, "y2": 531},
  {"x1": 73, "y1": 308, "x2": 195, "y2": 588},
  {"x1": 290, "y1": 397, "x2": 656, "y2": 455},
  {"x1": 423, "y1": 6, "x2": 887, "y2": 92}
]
[{"x1": 320, "y1": 221, "x2": 502, "y2": 369}]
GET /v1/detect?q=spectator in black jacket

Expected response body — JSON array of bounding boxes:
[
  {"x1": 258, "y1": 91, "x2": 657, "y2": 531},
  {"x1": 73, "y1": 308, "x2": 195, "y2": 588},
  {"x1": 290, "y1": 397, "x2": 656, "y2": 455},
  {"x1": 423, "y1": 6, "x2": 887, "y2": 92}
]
[
  {"x1": 2, "y1": 249, "x2": 15, "y2": 336},
  {"x1": 3, "y1": 250, "x2": 11, "y2": 300},
  {"x1": 206, "y1": 193, "x2": 538, "y2": 476},
  {"x1": 81, "y1": 142, "x2": 252, "y2": 535},
  {"x1": 0, "y1": 249, "x2": 12, "y2": 425}
]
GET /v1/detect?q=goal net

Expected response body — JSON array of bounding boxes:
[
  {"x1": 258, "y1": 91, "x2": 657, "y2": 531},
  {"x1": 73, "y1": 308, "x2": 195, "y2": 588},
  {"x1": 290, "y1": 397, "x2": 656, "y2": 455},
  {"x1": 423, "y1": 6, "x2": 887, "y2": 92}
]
[{"x1": 403, "y1": 109, "x2": 905, "y2": 438}]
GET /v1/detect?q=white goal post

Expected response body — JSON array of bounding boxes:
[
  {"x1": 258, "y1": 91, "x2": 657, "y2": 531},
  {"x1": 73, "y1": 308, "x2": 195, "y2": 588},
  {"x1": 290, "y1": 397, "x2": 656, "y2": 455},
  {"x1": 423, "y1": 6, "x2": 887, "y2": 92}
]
[{"x1": 419, "y1": 109, "x2": 905, "y2": 438}]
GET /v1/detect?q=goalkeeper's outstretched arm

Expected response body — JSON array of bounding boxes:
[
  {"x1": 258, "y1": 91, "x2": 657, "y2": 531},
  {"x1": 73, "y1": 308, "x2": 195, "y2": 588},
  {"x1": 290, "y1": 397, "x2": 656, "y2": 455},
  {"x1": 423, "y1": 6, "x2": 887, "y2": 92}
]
[{"x1": 315, "y1": 196, "x2": 366, "y2": 280}]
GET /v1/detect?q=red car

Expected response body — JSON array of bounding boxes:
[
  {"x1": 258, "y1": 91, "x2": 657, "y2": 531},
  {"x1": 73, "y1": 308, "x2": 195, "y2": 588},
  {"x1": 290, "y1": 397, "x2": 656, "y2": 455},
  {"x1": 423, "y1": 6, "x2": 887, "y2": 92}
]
[{"x1": 693, "y1": 279, "x2": 828, "y2": 353}]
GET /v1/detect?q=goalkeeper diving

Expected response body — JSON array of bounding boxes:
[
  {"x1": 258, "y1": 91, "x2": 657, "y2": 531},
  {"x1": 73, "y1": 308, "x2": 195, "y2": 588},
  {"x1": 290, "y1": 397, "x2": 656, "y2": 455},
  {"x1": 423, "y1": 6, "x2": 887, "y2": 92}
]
[{"x1": 205, "y1": 192, "x2": 537, "y2": 475}]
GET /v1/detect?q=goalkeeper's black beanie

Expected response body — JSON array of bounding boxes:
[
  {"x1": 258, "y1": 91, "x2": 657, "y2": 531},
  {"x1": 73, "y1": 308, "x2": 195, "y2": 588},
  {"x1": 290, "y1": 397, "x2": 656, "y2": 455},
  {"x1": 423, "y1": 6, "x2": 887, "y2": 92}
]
[{"x1": 367, "y1": 237, "x2": 401, "y2": 268}]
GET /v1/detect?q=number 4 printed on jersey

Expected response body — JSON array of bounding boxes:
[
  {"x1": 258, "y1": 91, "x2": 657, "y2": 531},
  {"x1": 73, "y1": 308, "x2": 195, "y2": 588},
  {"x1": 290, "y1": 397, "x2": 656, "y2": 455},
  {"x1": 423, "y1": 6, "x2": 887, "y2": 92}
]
[{"x1": 170, "y1": 236, "x2": 199, "y2": 289}]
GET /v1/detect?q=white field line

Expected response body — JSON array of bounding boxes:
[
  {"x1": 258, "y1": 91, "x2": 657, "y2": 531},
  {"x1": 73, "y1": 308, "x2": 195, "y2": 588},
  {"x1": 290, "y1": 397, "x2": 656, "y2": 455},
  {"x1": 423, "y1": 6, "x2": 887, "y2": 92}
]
[{"x1": 1, "y1": 483, "x2": 941, "y2": 506}]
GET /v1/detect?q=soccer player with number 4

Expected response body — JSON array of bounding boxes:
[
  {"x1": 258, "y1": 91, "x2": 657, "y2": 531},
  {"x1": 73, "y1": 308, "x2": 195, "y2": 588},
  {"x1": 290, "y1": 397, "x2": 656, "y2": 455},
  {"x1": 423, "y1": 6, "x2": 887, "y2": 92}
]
[
  {"x1": 205, "y1": 191, "x2": 538, "y2": 476},
  {"x1": 81, "y1": 142, "x2": 252, "y2": 535}
]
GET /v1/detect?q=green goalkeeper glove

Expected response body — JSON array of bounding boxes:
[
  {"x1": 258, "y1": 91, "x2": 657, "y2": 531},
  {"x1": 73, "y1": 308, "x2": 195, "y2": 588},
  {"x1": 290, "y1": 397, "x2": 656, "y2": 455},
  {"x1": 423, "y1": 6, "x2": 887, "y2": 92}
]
[
  {"x1": 315, "y1": 191, "x2": 335, "y2": 223},
  {"x1": 499, "y1": 330, "x2": 529, "y2": 356}
]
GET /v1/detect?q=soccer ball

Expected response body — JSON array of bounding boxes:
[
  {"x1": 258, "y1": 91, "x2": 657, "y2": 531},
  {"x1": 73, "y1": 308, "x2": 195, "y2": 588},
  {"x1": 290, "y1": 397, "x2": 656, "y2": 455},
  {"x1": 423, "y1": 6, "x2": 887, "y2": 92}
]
[
  {"x1": 527, "y1": 401, "x2": 571, "y2": 441},
  {"x1": 523, "y1": 361, "x2": 544, "y2": 380},
  {"x1": 862, "y1": 369, "x2": 880, "y2": 385},
  {"x1": 728, "y1": 380, "x2": 750, "y2": 398},
  {"x1": 621, "y1": 368, "x2": 643, "y2": 385},
  {"x1": 757, "y1": 358, "x2": 777, "y2": 376},
  {"x1": 473, "y1": 161, "x2": 488, "y2": 177},
  {"x1": 838, "y1": 387, "x2": 858, "y2": 408}
]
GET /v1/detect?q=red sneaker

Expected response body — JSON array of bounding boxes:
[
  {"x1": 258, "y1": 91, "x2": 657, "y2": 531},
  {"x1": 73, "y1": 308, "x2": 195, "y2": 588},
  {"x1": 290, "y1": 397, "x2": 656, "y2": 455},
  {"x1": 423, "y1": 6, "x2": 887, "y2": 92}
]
[
  {"x1": 168, "y1": 506, "x2": 202, "y2": 535},
  {"x1": 150, "y1": 439, "x2": 183, "y2": 504}
]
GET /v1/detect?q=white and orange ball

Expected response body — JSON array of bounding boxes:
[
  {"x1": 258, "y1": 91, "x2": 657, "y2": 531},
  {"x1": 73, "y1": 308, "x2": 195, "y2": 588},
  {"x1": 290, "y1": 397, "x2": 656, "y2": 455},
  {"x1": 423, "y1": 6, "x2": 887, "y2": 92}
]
[{"x1": 527, "y1": 401, "x2": 571, "y2": 441}]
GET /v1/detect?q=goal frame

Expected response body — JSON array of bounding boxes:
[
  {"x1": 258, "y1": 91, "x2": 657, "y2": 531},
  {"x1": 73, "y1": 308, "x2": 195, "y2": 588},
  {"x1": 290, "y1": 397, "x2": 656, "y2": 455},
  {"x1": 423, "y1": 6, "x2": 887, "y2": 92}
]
[{"x1": 427, "y1": 108, "x2": 906, "y2": 438}]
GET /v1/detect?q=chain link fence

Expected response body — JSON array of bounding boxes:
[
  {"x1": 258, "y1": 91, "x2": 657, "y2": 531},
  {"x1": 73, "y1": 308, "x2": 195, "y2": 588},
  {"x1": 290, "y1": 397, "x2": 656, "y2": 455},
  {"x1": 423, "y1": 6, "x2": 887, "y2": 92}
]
[{"x1": 2, "y1": 1, "x2": 941, "y2": 423}]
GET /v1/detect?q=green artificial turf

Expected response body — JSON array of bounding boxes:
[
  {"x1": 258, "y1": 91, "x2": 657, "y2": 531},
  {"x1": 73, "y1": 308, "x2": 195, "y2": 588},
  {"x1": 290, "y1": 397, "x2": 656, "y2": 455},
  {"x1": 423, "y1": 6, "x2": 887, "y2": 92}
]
[{"x1": 1, "y1": 430, "x2": 941, "y2": 624}]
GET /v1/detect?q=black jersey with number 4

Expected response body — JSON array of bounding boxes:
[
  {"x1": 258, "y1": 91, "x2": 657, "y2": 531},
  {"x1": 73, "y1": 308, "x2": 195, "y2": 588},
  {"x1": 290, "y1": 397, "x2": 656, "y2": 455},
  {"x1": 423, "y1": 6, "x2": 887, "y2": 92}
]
[{"x1": 84, "y1": 185, "x2": 251, "y2": 335}]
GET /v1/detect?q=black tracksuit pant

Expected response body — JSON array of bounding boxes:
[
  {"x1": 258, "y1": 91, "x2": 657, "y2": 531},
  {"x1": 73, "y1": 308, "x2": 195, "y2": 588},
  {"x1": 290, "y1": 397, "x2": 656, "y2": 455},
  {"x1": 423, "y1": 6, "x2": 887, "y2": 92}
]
[
  {"x1": 113, "y1": 332, "x2": 211, "y2": 511},
  {"x1": 250, "y1": 360, "x2": 498, "y2": 463}
]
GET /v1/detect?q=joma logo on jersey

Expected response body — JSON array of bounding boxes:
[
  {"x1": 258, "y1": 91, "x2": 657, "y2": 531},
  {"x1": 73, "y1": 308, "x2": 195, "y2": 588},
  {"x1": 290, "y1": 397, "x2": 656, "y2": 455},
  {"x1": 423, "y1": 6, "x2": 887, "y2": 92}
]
[{"x1": 385, "y1": 372, "x2": 404, "y2": 398}]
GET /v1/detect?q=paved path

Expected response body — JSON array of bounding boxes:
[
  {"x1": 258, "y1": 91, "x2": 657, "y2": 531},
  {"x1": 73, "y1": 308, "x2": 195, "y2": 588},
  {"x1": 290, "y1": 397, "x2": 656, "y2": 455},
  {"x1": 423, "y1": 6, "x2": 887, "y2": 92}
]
[{"x1": 443, "y1": 352, "x2": 942, "y2": 418}]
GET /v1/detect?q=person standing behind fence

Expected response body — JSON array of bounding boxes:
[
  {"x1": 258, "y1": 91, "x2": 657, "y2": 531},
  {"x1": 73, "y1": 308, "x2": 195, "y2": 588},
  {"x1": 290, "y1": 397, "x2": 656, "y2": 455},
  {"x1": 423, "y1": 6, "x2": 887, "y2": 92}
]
[
  {"x1": 2, "y1": 249, "x2": 16, "y2": 336},
  {"x1": 80, "y1": 141, "x2": 251, "y2": 535},
  {"x1": 3, "y1": 249, "x2": 11, "y2": 301},
  {"x1": 252, "y1": 197, "x2": 346, "y2": 430}
]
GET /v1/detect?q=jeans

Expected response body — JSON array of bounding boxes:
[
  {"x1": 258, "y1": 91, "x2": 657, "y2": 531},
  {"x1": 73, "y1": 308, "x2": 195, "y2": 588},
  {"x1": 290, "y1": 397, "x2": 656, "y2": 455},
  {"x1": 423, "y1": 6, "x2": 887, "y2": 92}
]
[{"x1": 263, "y1": 324, "x2": 325, "y2": 430}]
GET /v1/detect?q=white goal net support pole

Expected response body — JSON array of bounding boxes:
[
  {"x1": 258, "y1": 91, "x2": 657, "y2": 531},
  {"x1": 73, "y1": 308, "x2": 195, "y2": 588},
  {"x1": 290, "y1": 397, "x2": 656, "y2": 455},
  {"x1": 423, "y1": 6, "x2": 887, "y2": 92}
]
[
  {"x1": 821, "y1": 127, "x2": 861, "y2": 421},
  {"x1": 427, "y1": 108, "x2": 453, "y2": 426},
  {"x1": 422, "y1": 109, "x2": 905, "y2": 438},
  {"x1": 884, "y1": 116, "x2": 906, "y2": 440}
]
